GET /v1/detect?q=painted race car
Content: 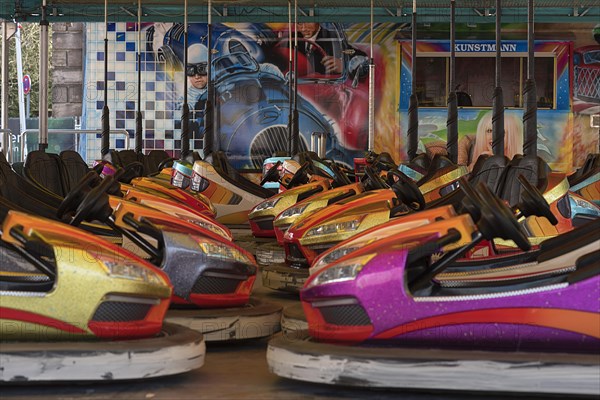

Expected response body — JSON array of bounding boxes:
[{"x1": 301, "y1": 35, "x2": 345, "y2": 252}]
[{"x1": 0, "y1": 210, "x2": 172, "y2": 340}]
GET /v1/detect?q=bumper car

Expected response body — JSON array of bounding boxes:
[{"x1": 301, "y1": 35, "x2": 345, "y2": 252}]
[
  {"x1": 189, "y1": 152, "x2": 278, "y2": 225},
  {"x1": 267, "y1": 183, "x2": 600, "y2": 396},
  {"x1": 249, "y1": 159, "x2": 350, "y2": 238},
  {"x1": 0, "y1": 210, "x2": 205, "y2": 382}
]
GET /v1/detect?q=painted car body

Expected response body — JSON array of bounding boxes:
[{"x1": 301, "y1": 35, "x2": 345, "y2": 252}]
[
  {"x1": 0, "y1": 211, "x2": 172, "y2": 340},
  {"x1": 301, "y1": 223, "x2": 600, "y2": 349}
]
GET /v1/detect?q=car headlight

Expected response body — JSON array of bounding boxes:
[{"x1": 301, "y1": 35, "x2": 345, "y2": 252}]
[
  {"x1": 279, "y1": 203, "x2": 309, "y2": 219},
  {"x1": 312, "y1": 244, "x2": 361, "y2": 272},
  {"x1": 199, "y1": 240, "x2": 251, "y2": 263},
  {"x1": 306, "y1": 254, "x2": 375, "y2": 289},
  {"x1": 306, "y1": 216, "x2": 364, "y2": 237},
  {"x1": 253, "y1": 197, "x2": 281, "y2": 212},
  {"x1": 103, "y1": 261, "x2": 164, "y2": 285},
  {"x1": 184, "y1": 217, "x2": 229, "y2": 239}
]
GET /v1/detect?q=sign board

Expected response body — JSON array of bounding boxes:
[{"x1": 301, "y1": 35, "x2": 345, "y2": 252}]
[{"x1": 23, "y1": 75, "x2": 31, "y2": 95}]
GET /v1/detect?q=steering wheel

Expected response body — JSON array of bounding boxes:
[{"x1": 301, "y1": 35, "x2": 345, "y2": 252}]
[
  {"x1": 475, "y1": 182, "x2": 531, "y2": 251},
  {"x1": 260, "y1": 161, "x2": 282, "y2": 186},
  {"x1": 119, "y1": 161, "x2": 145, "y2": 183},
  {"x1": 458, "y1": 177, "x2": 484, "y2": 222},
  {"x1": 157, "y1": 157, "x2": 176, "y2": 172},
  {"x1": 57, "y1": 171, "x2": 102, "y2": 220},
  {"x1": 363, "y1": 166, "x2": 388, "y2": 190},
  {"x1": 286, "y1": 162, "x2": 311, "y2": 188},
  {"x1": 329, "y1": 162, "x2": 352, "y2": 187},
  {"x1": 516, "y1": 175, "x2": 558, "y2": 225},
  {"x1": 388, "y1": 170, "x2": 425, "y2": 211},
  {"x1": 70, "y1": 175, "x2": 116, "y2": 226},
  {"x1": 276, "y1": 38, "x2": 330, "y2": 76}
]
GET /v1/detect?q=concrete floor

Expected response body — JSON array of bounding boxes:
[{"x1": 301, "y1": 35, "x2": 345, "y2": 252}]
[{"x1": 0, "y1": 270, "x2": 542, "y2": 399}]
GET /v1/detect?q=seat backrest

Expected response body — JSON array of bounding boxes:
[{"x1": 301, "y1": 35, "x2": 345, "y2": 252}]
[
  {"x1": 24, "y1": 151, "x2": 68, "y2": 197},
  {"x1": 469, "y1": 154, "x2": 509, "y2": 194},
  {"x1": 498, "y1": 155, "x2": 550, "y2": 207},
  {"x1": 60, "y1": 150, "x2": 91, "y2": 191},
  {"x1": 416, "y1": 154, "x2": 456, "y2": 186},
  {"x1": 145, "y1": 150, "x2": 172, "y2": 175},
  {"x1": 211, "y1": 151, "x2": 274, "y2": 198}
]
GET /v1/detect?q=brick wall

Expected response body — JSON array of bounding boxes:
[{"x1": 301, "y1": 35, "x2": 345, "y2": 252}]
[{"x1": 52, "y1": 22, "x2": 84, "y2": 117}]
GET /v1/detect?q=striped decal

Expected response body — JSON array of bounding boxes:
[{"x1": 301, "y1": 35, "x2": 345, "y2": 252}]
[
  {"x1": 0, "y1": 307, "x2": 88, "y2": 334},
  {"x1": 374, "y1": 308, "x2": 600, "y2": 340}
]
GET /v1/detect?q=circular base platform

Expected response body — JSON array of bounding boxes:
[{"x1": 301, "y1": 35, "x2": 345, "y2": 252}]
[
  {"x1": 232, "y1": 232, "x2": 276, "y2": 257},
  {"x1": 0, "y1": 323, "x2": 205, "y2": 383},
  {"x1": 281, "y1": 303, "x2": 307, "y2": 336},
  {"x1": 261, "y1": 263, "x2": 308, "y2": 293},
  {"x1": 256, "y1": 242, "x2": 286, "y2": 266},
  {"x1": 267, "y1": 333, "x2": 600, "y2": 396},
  {"x1": 166, "y1": 298, "x2": 282, "y2": 341}
]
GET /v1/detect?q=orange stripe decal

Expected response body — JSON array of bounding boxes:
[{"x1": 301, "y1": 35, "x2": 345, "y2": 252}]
[{"x1": 374, "y1": 308, "x2": 600, "y2": 339}]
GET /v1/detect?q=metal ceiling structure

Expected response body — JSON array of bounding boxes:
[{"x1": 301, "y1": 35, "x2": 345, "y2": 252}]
[{"x1": 1, "y1": 0, "x2": 599, "y2": 23}]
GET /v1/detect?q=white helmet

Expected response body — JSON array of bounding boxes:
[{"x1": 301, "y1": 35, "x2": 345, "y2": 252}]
[{"x1": 188, "y1": 43, "x2": 208, "y2": 64}]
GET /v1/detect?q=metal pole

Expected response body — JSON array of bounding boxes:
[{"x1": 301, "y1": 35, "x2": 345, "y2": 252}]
[
  {"x1": 135, "y1": 0, "x2": 143, "y2": 154},
  {"x1": 15, "y1": 26, "x2": 26, "y2": 139},
  {"x1": 1, "y1": 22, "x2": 10, "y2": 160},
  {"x1": 290, "y1": 0, "x2": 299, "y2": 155},
  {"x1": 407, "y1": 0, "x2": 419, "y2": 160},
  {"x1": 287, "y1": 0, "x2": 293, "y2": 155},
  {"x1": 367, "y1": 0, "x2": 375, "y2": 152},
  {"x1": 39, "y1": 0, "x2": 49, "y2": 151},
  {"x1": 492, "y1": 0, "x2": 504, "y2": 156},
  {"x1": 180, "y1": 0, "x2": 190, "y2": 157},
  {"x1": 203, "y1": 0, "x2": 216, "y2": 157},
  {"x1": 446, "y1": 0, "x2": 458, "y2": 163},
  {"x1": 522, "y1": 0, "x2": 537, "y2": 156},
  {"x1": 101, "y1": 0, "x2": 110, "y2": 157}
]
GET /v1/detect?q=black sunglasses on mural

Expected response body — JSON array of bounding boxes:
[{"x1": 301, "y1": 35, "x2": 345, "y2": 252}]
[{"x1": 186, "y1": 63, "x2": 208, "y2": 77}]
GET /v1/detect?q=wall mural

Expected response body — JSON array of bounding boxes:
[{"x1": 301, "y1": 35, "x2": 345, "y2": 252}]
[
  {"x1": 82, "y1": 22, "x2": 598, "y2": 172},
  {"x1": 83, "y1": 22, "x2": 400, "y2": 169}
]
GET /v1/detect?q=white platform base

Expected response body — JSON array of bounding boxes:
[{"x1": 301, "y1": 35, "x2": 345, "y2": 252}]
[
  {"x1": 0, "y1": 323, "x2": 205, "y2": 383},
  {"x1": 267, "y1": 333, "x2": 600, "y2": 396},
  {"x1": 261, "y1": 263, "x2": 308, "y2": 293},
  {"x1": 281, "y1": 303, "x2": 308, "y2": 336},
  {"x1": 166, "y1": 298, "x2": 282, "y2": 341},
  {"x1": 256, "y1": 242, "x2": 286, "y2": 266}
]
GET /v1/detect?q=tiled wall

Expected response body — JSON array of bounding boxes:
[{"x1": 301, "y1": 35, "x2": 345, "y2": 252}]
[{"x1": 83, "y1": 22, "x2": 184, "y2": 162}]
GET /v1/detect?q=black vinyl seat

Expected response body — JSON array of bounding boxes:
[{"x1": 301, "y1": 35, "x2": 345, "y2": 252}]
[
  {"x1": 24, "y1": 150, "x2": 70, "y2": 197},
  {"x1": 498, "y1": 155, "x2": 550, "y2": 207},
  {"x1": 208, "y1": 151, "x2": 276, "y2": 198}
]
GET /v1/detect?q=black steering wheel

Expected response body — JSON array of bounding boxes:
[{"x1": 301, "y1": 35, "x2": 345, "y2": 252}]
[
  {"x1": 476, "y1": 182, "x2": 531, "y2": 251},
  {"x1": 119, "y1": 161, "x2": 145, "y2": 183},
  {"x1": 260, "y1": 161, "x2": 282, "y2": 186},
  {"x1": 286, "y1": 162, "x2": 310, "y2": 188},
  {"x1": 516, "y1": 175, "x2": 558, "y2": 225},
  {"x1": 329, "y1": 162, "x2": 352, "y2": 187},
  {"x1": 458, "y1": 176, "x2": 484, "y2": 222},
  {"x1": 57, "y1": 171, "x2": 102, "y2": 220},
  {"x1": 70, "y1": 175, "x2": 116, "y2": 226},
  {"x1": 157, "y1": 157, "x2": 176, "y2": 172},
  {"x1": 363, "y1": 166, "x2": 388, "y2": 190},
  {"x1": 387, "y1": 170, "x2": 425, "y2": 211}
]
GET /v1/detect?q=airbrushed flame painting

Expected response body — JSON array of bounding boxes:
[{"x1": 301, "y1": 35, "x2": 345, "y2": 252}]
[{"x1": 82, "y1": 22, "x2": 599, "y2": 171}]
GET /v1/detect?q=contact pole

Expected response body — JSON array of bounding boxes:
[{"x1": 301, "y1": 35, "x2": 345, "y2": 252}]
[
  {"x1": 180, "y1": 0, "x2": 190, "y2": 158},
  {"x1": 101, "y1": 0, "x2": 110, "y2": 157},
  {"x1": 290, "y1": 0, "x2": 299, "y2": 155},
  {"x1": 446, "y1": 0, "x2": 458, "y2": 163},
  {"x1": 367, "y1": 0, "x2": 375, "y2": 152},
  {"x1": 203, "y1": 0, "x2": 216, "y2": 157},
  {"x1": 287, "y1": 0, "x2": 293, "y2": 156},
  {"x1": 522, "y1": 0, "x2": 537, "y2": 156},
  {"x1": 39, "y1": 0, "x2": 49, "y2": 151},
  {"x1": 135, "y1": 0, "x2": 143, "y2": 154},
  {"x1": 491, "y1": 0, "x2": 504, "y2": 156},
  {"x1": 407, "y1": 0, "x2": 419, "y2": 160}
]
